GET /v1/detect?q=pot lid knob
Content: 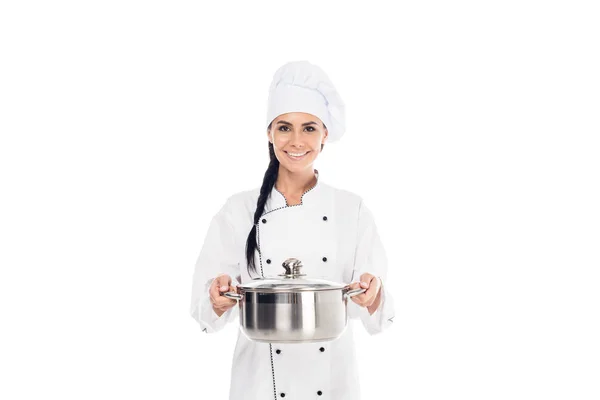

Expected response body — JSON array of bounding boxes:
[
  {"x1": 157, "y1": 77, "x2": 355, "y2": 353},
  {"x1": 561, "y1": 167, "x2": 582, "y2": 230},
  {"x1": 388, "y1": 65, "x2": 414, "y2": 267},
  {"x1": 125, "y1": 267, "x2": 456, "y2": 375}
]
[{"x1": 280, "y1": 258, "x2": 306, "y2": 279}]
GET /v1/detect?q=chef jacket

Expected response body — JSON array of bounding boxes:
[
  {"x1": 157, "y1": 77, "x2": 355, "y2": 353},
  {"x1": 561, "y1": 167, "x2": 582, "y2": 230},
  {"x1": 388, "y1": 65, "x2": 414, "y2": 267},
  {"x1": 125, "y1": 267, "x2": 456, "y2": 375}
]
[{"x1": 190, "y1": 170, "x2": 395, "y2": 400}]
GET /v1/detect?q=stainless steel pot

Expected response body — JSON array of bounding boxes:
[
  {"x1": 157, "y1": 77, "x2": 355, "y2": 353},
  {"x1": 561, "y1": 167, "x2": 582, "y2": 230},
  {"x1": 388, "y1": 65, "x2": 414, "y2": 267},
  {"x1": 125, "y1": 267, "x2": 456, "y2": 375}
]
[{"x1": 223, "y1": 257, "x2": 365, "y2": 343}]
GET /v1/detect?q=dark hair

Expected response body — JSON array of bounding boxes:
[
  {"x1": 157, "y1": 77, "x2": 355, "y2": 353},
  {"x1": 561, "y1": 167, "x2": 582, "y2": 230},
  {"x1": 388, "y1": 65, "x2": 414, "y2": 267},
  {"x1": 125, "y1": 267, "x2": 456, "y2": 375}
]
[{"x1": 245, "y1": 121, "x2": 326, "y2": 277}]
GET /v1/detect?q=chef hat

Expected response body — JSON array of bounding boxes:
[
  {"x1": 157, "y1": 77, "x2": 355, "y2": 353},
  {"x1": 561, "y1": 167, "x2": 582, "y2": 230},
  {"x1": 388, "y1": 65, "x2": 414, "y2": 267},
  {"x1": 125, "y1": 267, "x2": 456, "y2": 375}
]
[{"x1": 266, "y1": 61, "x2": 346, "y2": 143}]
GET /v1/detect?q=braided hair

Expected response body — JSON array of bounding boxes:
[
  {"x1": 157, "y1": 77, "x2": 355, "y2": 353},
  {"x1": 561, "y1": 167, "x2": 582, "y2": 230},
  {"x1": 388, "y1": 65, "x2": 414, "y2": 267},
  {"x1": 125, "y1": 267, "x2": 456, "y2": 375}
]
[{"x1": 245, "y1": 122, "x2": 326, "y2": 277}]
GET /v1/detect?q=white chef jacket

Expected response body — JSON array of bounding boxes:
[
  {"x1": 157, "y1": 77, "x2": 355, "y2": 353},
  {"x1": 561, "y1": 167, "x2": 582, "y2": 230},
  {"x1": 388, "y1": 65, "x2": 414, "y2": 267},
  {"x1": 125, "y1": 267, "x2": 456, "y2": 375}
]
[{"x1": 190, "y1": 170, "x2": 395, "y2": 400}]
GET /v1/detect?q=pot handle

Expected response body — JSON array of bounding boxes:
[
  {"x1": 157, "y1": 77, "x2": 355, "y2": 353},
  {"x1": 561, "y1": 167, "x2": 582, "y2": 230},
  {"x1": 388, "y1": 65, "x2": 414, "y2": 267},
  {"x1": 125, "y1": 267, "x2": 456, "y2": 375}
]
[
  {"x1": 344, "y1": 288, "x2": 366, "y2": 299},
  {"x1": 223, "y1": 292, "x2": 243, "y2": 301}
]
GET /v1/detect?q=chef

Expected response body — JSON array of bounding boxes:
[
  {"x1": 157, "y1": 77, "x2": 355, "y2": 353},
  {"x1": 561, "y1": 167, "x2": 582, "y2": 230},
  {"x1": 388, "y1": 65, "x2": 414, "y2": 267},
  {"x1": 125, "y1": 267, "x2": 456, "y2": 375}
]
[{"x1": 190, "y1": 60, "x2": 395, "y2": 400}]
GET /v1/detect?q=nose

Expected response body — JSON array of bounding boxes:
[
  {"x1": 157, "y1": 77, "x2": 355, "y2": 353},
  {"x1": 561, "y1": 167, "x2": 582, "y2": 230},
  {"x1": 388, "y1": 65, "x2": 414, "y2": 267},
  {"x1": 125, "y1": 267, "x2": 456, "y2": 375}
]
[{"x1": 289, "y1": 131, "x2": 304, "y2": 148}]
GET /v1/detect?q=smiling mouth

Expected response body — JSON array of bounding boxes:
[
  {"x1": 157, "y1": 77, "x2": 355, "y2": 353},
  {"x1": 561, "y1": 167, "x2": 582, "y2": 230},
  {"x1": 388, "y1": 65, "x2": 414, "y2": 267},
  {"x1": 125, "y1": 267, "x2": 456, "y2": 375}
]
[{"x1": 285, "y1": 151, "x2": 310, "y2": 160}]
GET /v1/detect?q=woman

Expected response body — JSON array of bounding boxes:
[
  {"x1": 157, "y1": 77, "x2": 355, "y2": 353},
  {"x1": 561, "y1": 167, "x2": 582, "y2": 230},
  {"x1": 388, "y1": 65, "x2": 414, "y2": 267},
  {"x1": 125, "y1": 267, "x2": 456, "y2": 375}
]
[{"x1": 190, "y1": 61, "x2": 395, "y2": 400}]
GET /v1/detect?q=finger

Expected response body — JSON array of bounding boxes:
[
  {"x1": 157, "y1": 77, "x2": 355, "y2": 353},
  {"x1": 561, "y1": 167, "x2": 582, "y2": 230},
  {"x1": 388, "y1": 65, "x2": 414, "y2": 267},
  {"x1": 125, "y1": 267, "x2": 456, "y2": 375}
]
[
  {"x1": 352, "y1": 291, "x2": 375, "y2": 307},
  {"x1": 222, "y1": 285, "x2": 240, "y2": 296},
  {"x1": 351, "y1": 276, "x2": 377, "y2": 306},
  {"x1": 346, "y1": 282, "x2": 364, "y2": 304},
  {"x1": 350, "y1": 295, "x2": 364, "y2": 306},
  {"x1": 349, "y1": 287, "x2": 369, "y2": 306},
  {"x1": 210, "y1": 279, "x2": 236, "y2": 307},
  {"x1": 209, "y1": 279, "x2": 222, "y2": 299},
  {"x1": 210, "y1": 275, "x2": 232, "y2": 297},
  {"x1": 364, "y1": 276, "x2": 382, "y2": 305},
  {"x1": 348, "y1": 281, "x2": 364, "y2": 306},
  {"x1": 368, "y1": 278, "x2": 383, "y2": 307},
  {"x1": 358, "y1": 274, "x2": 380, "y2": 300},
  {"x1": 215, "y1": 274, "x2": 232, "y2": 288},
  {"x1": 363, "y1": 292, "x2": 376, "y2": 307},
  {"x1": 359, "y1": 273, "x2": 376, "y2": 288},
  {"x1": 211, "y1": 293, "x2": 237, "y2": 309}
]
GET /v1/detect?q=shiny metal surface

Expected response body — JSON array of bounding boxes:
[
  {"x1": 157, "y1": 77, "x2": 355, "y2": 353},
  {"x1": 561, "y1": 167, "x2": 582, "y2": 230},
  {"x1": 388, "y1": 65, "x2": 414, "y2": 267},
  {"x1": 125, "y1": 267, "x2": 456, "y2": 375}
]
[
  {"x1": 240, "y1": 290, "x2": 349, "y2": 343},
  {"x1": 225, "y1": 286, "x2": 365, "y2": 343},
  {"x1": 280, "y1": 257, "x2": 305, "y2": 277},
  {"x1": 223, "y1": 257, "x2": 366, "y2": 343},
  {"x1": 240, "y1": 280, "x2": 345, "y2": 292},
  {"x1": 238, "y1": 257, "x2": 346, "y2": 292}
]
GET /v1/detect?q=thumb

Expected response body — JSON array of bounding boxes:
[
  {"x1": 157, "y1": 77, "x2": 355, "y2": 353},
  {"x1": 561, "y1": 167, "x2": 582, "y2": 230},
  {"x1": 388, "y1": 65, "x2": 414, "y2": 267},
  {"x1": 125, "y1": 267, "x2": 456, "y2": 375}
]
[{"x1": 216, "y1": 274, "x2": 232, "y2": 291}]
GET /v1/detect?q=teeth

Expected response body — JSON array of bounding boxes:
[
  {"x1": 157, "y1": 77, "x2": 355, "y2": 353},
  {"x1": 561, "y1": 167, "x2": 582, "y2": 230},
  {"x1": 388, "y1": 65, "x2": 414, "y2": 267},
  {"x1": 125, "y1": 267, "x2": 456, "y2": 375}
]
[{"x1": 288, "y1": 152, "x2": 307, "y2": 157}]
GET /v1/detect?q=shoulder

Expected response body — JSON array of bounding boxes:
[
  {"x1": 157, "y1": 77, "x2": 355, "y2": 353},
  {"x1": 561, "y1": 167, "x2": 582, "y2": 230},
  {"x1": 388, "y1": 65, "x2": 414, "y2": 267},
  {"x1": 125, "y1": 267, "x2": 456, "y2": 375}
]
[
  {"x1": 321, "y1": 181, "x2": 364, "y2": 208},
  {"x1": 224, "y1": 187, "x2": 260, "y2": 208},
  {"x1": 215, "y1": 188, "x2": 260, "y2": 224},
  {"x1": 321, "y1": 182, "x2": 377, "y2": 225}
]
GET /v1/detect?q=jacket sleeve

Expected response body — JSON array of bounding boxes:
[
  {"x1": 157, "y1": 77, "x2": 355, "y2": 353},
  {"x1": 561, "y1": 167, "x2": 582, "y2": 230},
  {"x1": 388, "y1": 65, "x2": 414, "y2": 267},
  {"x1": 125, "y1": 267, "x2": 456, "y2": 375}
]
[
  {"x1": 189, "y1": 197, "x2": 241, "y2": 333},
  {"x1": 347, "y1": 199, "x2": 395, "y2": 335}
]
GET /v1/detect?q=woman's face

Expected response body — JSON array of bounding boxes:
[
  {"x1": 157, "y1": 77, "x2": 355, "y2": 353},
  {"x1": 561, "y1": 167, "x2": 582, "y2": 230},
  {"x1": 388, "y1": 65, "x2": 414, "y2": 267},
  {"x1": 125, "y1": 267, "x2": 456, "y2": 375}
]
[{"x1": 267, "y1": 112, "x2": 328, "y2": 174}]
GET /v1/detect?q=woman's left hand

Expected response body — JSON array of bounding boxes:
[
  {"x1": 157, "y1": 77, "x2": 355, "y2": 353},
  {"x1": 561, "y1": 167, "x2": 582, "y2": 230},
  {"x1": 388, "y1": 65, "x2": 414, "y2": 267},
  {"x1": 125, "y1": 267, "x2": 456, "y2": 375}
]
[{"x1": 347, "y1": 273, "x2": 382, "y2": 315}]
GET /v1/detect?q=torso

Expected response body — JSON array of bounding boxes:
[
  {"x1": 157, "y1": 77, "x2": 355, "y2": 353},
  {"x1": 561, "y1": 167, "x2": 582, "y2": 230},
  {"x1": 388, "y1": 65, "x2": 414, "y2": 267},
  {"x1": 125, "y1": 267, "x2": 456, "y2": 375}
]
[{"x1": 230, "y1": 181, "x2": 363, "y2": 399}]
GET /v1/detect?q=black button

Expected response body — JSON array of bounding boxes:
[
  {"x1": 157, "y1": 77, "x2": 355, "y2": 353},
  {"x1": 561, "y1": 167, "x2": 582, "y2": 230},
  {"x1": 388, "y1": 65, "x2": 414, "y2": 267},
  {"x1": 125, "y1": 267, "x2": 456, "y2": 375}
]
[
  {"x1": 276, "y1": 349, "x2": 281, "y2": 354},
  {"x1": 262, "y1": 218, "x2": 267, "y2": 223},
  {"x1": 323, "y1": 216, "x2": 328, "y2": 221},
  {"x1": 319, "y1": 347, "x2": 325, "y2": 352},
  {"x1": 280, "y1": 394, "x2": 285, "y2": 398},
  {"x1": 317, "y1": 391, "x2": 323, "y2": 396},
  {"x1": 322, "y1": 257, "x2": 327, "y2": 262},
  {"x1": 266, "y1": 259, "x2": 271, "y2": 264}
]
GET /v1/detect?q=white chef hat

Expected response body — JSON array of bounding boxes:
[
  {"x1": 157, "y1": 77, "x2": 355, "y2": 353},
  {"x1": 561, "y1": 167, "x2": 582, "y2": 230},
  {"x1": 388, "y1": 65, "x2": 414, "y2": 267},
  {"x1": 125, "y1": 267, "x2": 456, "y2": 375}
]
[{"x1": 266, "y1": 60, "x2": 346, "y2": 143}]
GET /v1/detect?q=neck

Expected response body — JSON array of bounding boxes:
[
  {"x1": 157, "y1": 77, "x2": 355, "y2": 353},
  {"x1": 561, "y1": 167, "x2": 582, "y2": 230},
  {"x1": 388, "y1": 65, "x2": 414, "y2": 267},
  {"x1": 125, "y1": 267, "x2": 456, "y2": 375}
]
[{"x1": 275, "y1": 167, "x2": 317, "y2": 196}]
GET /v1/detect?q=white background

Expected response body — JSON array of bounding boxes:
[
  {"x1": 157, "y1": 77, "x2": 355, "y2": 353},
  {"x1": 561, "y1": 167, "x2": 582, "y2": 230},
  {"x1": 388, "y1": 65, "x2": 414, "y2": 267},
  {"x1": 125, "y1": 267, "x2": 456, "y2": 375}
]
[{"x1": 1, "y1": 1, "x2": 599, "y2": 399}]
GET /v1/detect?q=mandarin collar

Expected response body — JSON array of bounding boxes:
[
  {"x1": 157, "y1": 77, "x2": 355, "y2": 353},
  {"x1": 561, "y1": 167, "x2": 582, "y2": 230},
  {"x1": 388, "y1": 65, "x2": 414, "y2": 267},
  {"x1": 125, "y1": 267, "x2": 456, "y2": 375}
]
[{"x1": 266, "y1": 169, "x2": 322, "y2": 211}]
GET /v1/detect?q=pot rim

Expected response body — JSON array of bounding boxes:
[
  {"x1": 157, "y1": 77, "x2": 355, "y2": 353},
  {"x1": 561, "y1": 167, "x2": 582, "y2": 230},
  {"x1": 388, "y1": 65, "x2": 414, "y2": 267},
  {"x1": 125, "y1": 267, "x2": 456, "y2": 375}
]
[{"x1": 238, "y1": 285, "x2": 347, "y2": 293}]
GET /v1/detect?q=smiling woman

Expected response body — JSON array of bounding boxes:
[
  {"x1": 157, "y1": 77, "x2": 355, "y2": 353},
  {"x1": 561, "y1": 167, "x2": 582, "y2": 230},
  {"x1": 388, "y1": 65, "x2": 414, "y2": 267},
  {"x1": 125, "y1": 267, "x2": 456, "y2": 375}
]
[
  {"x1": 190, "y1": 60, "x2": 395, "y2": 400},
  {"x1": 270, "y1": 113, "x2": 326, "y2": 171}
]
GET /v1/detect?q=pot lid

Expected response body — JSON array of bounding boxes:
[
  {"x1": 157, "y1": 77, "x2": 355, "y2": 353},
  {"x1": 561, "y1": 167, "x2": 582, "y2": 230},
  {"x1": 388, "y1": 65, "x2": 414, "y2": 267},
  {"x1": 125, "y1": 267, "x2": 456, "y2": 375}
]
[{"x1": 240, "y1": 258, "x2": 347, "y2": 292}]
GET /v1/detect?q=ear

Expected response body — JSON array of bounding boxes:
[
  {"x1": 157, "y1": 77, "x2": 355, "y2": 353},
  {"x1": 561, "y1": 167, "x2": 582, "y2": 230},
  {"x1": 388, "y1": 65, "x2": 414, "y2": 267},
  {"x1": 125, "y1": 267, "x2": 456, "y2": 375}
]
[
  {"x1": 322, "y1": 128, "x2": 329, "y2": 144},
  {"x1": 267, "y1": 128, "x2": 272, "y2": 143}
]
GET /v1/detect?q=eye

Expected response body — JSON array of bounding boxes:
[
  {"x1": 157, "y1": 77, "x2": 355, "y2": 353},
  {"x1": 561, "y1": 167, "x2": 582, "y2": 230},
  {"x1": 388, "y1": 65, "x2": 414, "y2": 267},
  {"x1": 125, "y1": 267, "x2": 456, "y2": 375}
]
[
  {"x1": 278, "y1": 126, "x2": 290, "y2": 132},
  {"x1": 305, "y1": 126, "x2": 315, "y2": 132}
]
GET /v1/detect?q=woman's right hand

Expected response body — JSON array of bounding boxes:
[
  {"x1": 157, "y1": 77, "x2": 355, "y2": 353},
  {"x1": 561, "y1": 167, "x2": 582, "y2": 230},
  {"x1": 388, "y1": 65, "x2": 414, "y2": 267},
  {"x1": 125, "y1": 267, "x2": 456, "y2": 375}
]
[{"x1": 209, "y1": 274, "x2": 238, "y2": 317}]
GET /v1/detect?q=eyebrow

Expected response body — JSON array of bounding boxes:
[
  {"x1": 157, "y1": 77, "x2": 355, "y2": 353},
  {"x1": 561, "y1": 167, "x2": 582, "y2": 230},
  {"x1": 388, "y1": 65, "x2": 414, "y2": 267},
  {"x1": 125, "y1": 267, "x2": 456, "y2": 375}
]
[{"x1": 276, "y1": 120, "x2": 318, "y2": 127}]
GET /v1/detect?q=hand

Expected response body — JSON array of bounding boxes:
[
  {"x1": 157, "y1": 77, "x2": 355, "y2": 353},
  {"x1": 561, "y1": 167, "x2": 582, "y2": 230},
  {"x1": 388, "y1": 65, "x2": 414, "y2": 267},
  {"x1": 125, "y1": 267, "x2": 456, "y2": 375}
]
[
  {"x1": 209, "y1": 274, "x2": 238, "y2": 317},
  {"x1": 347, "y1": 273, "x2": 382, "y2": 315}
]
